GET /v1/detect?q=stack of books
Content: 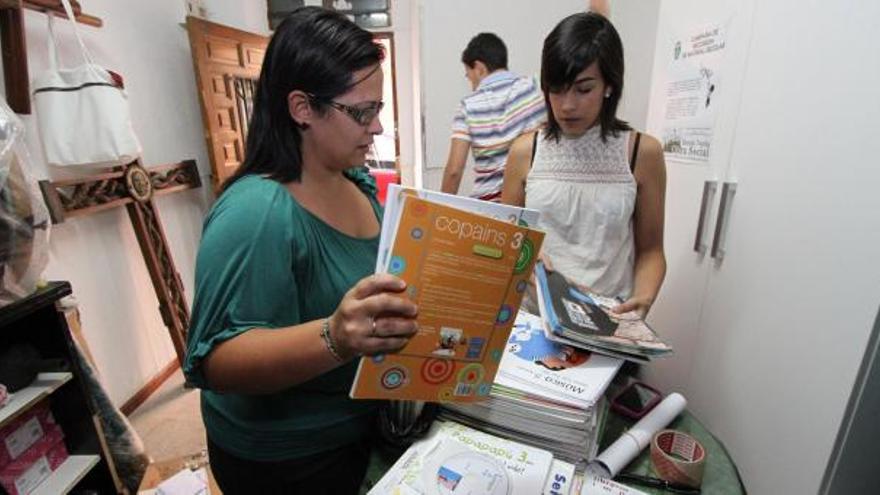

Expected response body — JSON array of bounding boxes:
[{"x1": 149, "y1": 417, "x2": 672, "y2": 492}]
[{"x1": 440, "y1": 311, "x2": 622, "y2": 465}]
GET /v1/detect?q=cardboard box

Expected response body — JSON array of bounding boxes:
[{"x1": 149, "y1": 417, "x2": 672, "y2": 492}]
[{"x1": 138, "y1": 454, "x2": 221, "y2": 494}]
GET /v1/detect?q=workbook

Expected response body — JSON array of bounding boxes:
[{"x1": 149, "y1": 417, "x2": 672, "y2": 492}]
[
  {"x1": 369, "y1": 420, "x2": 555, "y2": 495},
  {"x1": 350, "y1": 191, "x2": 544, "y2": 402}
]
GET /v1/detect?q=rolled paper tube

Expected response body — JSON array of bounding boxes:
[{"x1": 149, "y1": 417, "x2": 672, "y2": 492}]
[
  {"x1": 593, "y1": 392, "x2": 687, "y2": 476},
  {"x1": 650, "y1": 430, "x2": 707, "y2": 488}
]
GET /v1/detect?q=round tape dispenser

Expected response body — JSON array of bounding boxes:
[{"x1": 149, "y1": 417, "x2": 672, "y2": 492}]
[{"x1": 650, "y1": 429, "x2": 707, "y2": 488}]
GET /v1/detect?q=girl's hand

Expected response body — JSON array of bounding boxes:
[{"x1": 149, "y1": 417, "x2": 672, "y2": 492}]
[{"x1": 610, "y1": 295, "x2": 654, "y2": 319}]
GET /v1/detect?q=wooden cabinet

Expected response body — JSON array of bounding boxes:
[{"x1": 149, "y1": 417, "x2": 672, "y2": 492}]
[{"x1": 0, "y1": 282, "x2": 119, "y2": 494}]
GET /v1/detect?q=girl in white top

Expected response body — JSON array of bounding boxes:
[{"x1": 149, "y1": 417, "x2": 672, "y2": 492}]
[{"x1": 502, "y1": 12, "x2": 666, "y2": 318}]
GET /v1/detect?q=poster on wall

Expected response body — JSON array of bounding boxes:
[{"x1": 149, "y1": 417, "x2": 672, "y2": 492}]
[{"x1": 661, "y1": 23, "x2": 727, "y2": 163}]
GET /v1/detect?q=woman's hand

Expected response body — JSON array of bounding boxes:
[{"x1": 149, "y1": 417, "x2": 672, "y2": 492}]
[
  {"x1": 329, "y1": 274, "x2": 419, "y2": 359},
  {"x1": 610, "y1": 295, "x2": 654, "y2": 319}
]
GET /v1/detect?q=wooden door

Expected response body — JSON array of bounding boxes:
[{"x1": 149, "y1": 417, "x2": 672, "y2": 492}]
[{"x1": 186, "y1": 16, "x2": 268, "y2": 192}]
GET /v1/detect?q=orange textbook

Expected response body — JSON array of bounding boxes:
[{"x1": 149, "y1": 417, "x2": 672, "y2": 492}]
[{"x1": 350, "y1": 194, "x2": 544, "y2": 402}]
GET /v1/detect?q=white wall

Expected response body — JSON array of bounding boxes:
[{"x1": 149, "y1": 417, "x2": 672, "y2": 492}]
[
  {"x1": 610, "y1": 0, "x2": 661, "y2": 131},
  {"x1": 203, "y1": 0, "x2": 270, "y2": 35},
  {"x1": 418, "y1": 0, "x2": 587, "y2": 192},
  {"x1": 0, "y1": 0, "x2": 265, "y2": 405}
]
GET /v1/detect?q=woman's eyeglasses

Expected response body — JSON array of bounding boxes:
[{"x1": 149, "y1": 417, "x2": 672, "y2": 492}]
[{"x1": 306, "y1": 93, "x2": 384, "y2": 126}]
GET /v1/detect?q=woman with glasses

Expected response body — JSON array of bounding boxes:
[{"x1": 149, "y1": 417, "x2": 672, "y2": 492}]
[
  {"x1": 502, "y1": 12, "x2": 667, "y2": 319},
  {"x1": 183, "y1": 7, "x2": 417, "y2": 493}
]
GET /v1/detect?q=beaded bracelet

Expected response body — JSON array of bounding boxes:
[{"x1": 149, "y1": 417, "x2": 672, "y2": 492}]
[{"x1": 320, "y1": 318, "x2": 345, "y2": 362}]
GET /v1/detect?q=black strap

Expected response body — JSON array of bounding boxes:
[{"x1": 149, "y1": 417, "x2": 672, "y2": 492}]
[
  {"x1": 530, "y1": 131, "x2": 538, "y2": 168},
  {"x1": 629, "y1": 132, "x2": 642, "y2": 173}
]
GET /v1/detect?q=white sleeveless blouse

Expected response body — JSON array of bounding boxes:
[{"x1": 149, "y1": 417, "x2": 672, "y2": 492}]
[{"x1": 525, "y1": 126, "x2": 636, "y2": 299}]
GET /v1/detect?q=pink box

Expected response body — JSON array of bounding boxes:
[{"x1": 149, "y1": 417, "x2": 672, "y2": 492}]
[
  {"x1": 0, "y1": 435, "x2": 68, "y2": 495},
  {"x1": 0, "y1": 400, "x2": 59, "y2": 468}
]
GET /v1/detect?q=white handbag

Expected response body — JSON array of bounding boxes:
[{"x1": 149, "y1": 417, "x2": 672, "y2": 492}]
[{"x1": 32, "y1": 0, "x2": 141, "y2": 168}]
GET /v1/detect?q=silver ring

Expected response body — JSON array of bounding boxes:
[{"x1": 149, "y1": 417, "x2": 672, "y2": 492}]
[{"x1": 370, "y1": 318, "x2": 377, "y2": 337}]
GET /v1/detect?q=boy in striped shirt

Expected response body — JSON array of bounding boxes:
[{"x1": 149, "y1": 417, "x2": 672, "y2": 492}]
[{"x1": 441, "y1": 33, "x2": 546, "y2": 202}]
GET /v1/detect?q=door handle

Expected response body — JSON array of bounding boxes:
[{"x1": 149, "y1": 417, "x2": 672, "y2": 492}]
[
  {"x1": 711, "y1": 182, "x2": 737, "y2": 260},
  {"x1": 693, "y1": 180, "x2": 718, "y2": 254}
]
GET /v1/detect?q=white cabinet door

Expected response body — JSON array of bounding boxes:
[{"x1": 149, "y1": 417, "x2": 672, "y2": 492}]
[
  {"x1": 684, "y1": 1, "x2": 880, "y2": 493},
  {"x1": 642, "y1": 0, "x2": 756, "y2": 393}
]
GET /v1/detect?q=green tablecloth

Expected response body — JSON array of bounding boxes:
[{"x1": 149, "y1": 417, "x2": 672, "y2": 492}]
[{"x1": 360, "y1": 408, "x2": 745, "y2": 494}]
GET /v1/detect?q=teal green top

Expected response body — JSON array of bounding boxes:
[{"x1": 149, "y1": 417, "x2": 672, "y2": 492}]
[{"x1": 184, "y1": 169, "x2": 382, "y2": 462}]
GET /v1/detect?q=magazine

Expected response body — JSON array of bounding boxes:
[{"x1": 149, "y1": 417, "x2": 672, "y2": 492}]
[{"x1": 534, "y1": 263, "x2": 672, "y2": 361}]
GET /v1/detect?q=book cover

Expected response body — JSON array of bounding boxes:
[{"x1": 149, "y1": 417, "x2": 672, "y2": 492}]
[
  {"x1": 535, "y1": 264, "x2": 672, "y2": 359},
  {"x1": 542, "y1": 269, "x2": 619, "y2": 338},
  {"x1": 377, "y1": 184, "x2": 542, "y2": 272},
  {"x1": 351, "y1": 195, "x2": 545, "y2": 401},
  {"x1": 495, "y1": 312, "x2": 622, "y2": 408}
]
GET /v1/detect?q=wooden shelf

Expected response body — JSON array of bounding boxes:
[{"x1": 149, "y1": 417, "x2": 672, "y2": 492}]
[
  {"x1": 0, "y1": 282, "x2": 120, "y2": 492},
  {"x1": 32, "y1": 454, "x2": 100, "y2": 495},
  {"x1": 0, "y1": 372, "x2": 73, "y2": 429}
]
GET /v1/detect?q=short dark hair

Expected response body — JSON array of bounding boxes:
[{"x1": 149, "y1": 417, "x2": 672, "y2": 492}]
[
  {"x1": 542, "y1": 12, "x2": 630, "y2": 142},
  {"x1": 461, "y1": 33, "x2": 508, "y2": 72},
  {"x1": 222, "y1": 6, "x2": 383, "y2": 191}
]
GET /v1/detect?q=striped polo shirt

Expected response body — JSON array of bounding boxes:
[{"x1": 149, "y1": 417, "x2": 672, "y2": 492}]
[{"x1": 451, "y1": 70, "x2": 546, "y2": 202}]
